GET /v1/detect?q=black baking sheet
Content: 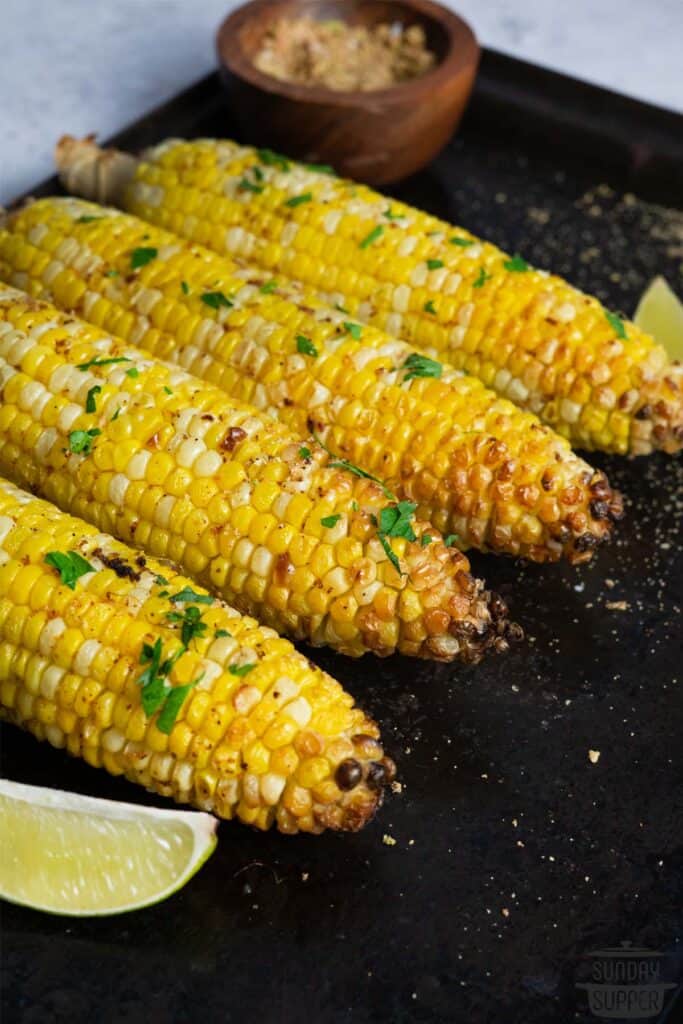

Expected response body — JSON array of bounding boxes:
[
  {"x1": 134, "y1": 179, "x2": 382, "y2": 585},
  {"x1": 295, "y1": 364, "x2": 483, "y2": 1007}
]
[{"x1": 2, "y1": 49, "x2": 682, "y2": 1024}]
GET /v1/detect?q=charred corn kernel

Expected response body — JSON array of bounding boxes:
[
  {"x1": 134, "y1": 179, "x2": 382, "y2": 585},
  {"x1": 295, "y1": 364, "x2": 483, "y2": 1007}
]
[
  {"x1": 1, "y1": 198, "x2": 624, "y2": 563},
  {"x1": 0, "y1": 476, "x2": 392, "y2": 833},
  {"x1": 0, "y1": 287, "x2": 513, "y2": 661},
  {"x1": 53, "y1": 137, "x2": 682, "y2": 456}
]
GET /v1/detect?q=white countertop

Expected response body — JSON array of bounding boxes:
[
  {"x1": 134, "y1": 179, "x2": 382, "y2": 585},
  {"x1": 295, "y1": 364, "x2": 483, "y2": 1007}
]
[{"x1": 1, "y1": 0, "x2": 681, "y2": 204}]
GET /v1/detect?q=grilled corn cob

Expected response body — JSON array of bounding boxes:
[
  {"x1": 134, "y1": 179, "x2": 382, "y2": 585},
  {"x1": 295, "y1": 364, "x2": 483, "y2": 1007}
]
[
  {"x1": 55, "y1": 135, "x2": 683, "y2": 456},
  {"x1": 0, "y1": 286, "x2": 516, "y2": 661},
  {"x1": 0, "y1": 476, "x2": 394, "y2": 833},
  {"x1": 0, "y1": 198, "x2": 623, "y2": 564}
]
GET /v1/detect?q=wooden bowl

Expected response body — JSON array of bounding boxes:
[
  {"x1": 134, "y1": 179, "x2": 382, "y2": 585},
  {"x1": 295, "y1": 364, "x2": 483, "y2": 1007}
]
[{"x1": 216, "y1": 0, "x2": 480, "y2": 185}]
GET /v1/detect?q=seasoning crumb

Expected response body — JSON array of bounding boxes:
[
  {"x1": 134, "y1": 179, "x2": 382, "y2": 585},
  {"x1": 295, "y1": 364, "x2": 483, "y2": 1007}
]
[
  {"x1": 606, "y1": 600, "x2": 629, "y2": 611},
  {"x1": 605, "y1": 578, "x2": 616, "y2": 588},
  {"x1": 391, "y1": 780, "x2": 403, "y2": 794},
  {"x1": 301, "y1": 872, "x2": 309, "y2": 882},
  {"x1": 382, "y1": 833, "x2": 397, "y2": 847},
  {"x1": 501, "y1": 908, "x2": 510, "y2": 918},
  {"x1": 588, "y1": 749, "x2": 601, "y2": 764}
]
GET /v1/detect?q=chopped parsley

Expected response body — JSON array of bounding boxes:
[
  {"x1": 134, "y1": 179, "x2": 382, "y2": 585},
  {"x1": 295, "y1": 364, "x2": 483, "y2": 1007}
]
[
  {"x1": 214, "y1": 628, "x2": 231, "y2": 639},
  {"x1": 85, "y1": 384, "x2": 101, "y2": 413},
  {"x1": 335, "y1": 303, "x2": 350, "y2": 315},
  {"x1": 68, "y1": 428, "x2": 101, "y2": 455},
  {"x1": 359, "y1": 225, "x2": 384, "y2": 250},
  {"x1": 503, "y1": 255, "x2": 529, "y2": 273},
  {"x1": 238, "y1": 177, "x2": 264, "y2": 194},
  {"x1": 181, "y1": 281, "x2": 190, "y2": 295},
  {"x1": 166, "y1": 603, "x2": 208, "y2": 647},
  {"x1": 384, "y1": 208, "x2": 404, "y2": 221},
  {"x1": 201, "y1": 291, "x2": 233, "y2": 310},
  {"x1": 76, "y1": 215, "x2": 102, "y2": 224},
  {"x1": 305, "y1": 163, "x2": 335, "y2": 175},
  {"x1": 351, "y1": 500, "x2": 359, "y2": 512},
  {"x1": 423, "y1": 300, "x2": 437, "y2": 315},
  {"x1": 313, "y1": 432, "x2": 394, "y2": 499},
  {"x1": 44, "y1": 550, "x2": 94, "y2": 589},
  {"x1": 402, "y1": 352, "x2": 442, "y2": 382},
  {"x1": 285, "y1": 192, "x2": 313, "y2": 208},
  {"x1": 450, "y1": 237, "x2": 473, "y2": 247},
  {"x1": 136, "y1": 638, "x2": 201, "y2": 734},
  {"x1": 375, "y1": 501, "x2": 418, "y2": 575},
  {"x1": 228, "y1": 663, "x2": 256, "y2": 677},
  {"x1": 343, "y1": 321, "x2": 362, "y2": 340},
  {"x1": 421, "y1": 534, "x2": 432, "y2": 547},
  {"x1": 111, "y1": 407, "x2": 121, "y2": 421},
  {"x1": 378, "y1": 535, "x2": 401, "y2": 574},
  {"x1": 473, "y1": 267, "x2": 492, "y2": 288},
  {"x1": 257, "y1": 148, "x2": 290, "y2": 171},
  {"x1": 260, "y1": 280, "x2": 278, "y2": 294},
  {"x1": 163, "y1": 386, "x2": 173, "y2": 395},
  {"x1": 321, "y1": 514, "x2": 342, "y2": 528},
  {"x1": 170, "y1": 586, "x2": 214, "y2": 606},
  {"x1": 299, "y1": 446, "x2": 312, "y2": 460},
  {"x1": 605, "y1": 310, "x2": 628, "y2": 340},
  {"x1": 76, "y1": 355, "x2": 131, "y2": 372},
  {"x1": 105, "y1": 269, "x2": 119, "y2": 277},
  {"x1": 296, "y1": 335, "x2": 318, "y2": 357},
  {"x1": 444, "y1": 534, "x2": 459, "y2": 547},
  {"x1": 126, "y1": 367, "x2": 139, "y2": 379},
  {"x1": 252, "y1": 166, "x2": 264, "y2": 182},
  {"x1": 130, "y1": 247, "x2": 158, "y2": 270},
  {"x1": 427, "y1": 259, "x2": 444, "y2": 271},
  {"x1": 154, "y1": 574, "x2": 168, "y2": 586}
]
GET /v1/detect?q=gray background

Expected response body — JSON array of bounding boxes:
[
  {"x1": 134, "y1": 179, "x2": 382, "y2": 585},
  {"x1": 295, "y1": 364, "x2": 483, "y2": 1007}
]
[{"x1": 1, "y1": 0, "x2": 681, "y2": 203}]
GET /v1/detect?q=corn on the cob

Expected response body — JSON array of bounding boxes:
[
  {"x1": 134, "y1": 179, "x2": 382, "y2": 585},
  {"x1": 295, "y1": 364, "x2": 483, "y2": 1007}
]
[
  {"x1": 55, "y1": 135, "x2": 683, "y2": 456},
  {"x1": 0, "y1": 476, "x2": 394, "y2": 833},
  {"x1": 0, "y1": 286, "x2": 516, "y2": 661},
  {"x1": 0, "y1": 198, "x2": 623, "y2": 564}
]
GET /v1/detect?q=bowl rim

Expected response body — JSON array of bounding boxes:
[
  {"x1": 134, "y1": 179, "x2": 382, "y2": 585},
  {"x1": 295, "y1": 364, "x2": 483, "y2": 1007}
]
[{"x1": 216, "y1": 0, "x2": 479, "y2": 107}]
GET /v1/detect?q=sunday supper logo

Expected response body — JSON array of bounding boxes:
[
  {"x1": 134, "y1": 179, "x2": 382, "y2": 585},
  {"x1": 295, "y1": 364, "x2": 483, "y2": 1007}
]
[{"x1": 575, "y1": 942, "x2": 679, "y2": 1020}]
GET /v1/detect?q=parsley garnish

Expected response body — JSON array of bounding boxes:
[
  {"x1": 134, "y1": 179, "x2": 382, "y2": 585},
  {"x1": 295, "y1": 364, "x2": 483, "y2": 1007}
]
[
  {"x1": 258, "y1": 148, "x2": 290, "y2": 171},
  {"x1": 402, "y1": 353, "x2": 442, "y2": 382},
  {"x1": 239, "y1": 177, "x2": 264, "y2": 194},
  {"x1": 130, "y1": 247, "x2": 158, "y2": 269},
  {"x1": 76, "y1": 215, "x2": 102, "y2": 224},
  {"x1": 473, "y1": 267, "x2": 492, "y2": 288},
  {"x1": 76, "y1": 356, "x2": 131, "y2": 371},
  {"x1": 314, "y1": 433, "x2": 394, "y2": 499},
  {"x1": 503, "y1": 255, "x2": 529, "y2": 272},
  {"x1": 154, "y1": 574, "x2": 168, "y2": 585},
  {"x1": 299, "y1": 446, "x2": 312, "y2": 460},
  {"x1": 201, "y1": 291, "x2": 233, "y2": 310},
  {"x1": 321, "y1": 514, "x2": 342, "y2": 528},
  {"x1": 335, "y1": 303, "x2": 350, "y2": 315},
  {"x1": 85, "y1": 385, "x2": 101, "y2": 413},
  {"x1": 450, "y1": 237, "x2": 473, "y2": 247},
  {"x1": 105, "y1": 269, "x2": 119, "y2": 277},
  {"x1": 181, "y1": 281, "x2": 189, "y2": 295},
  {"x1": 68, "y1": 428, "x2": 101, "y2": 455},
  {"x1": 378, "y1": 535, "x2": 401, "y2": 575},
  {"x1": 170, "y1": 587, "x2": 214, "y2": 606},
  {"x1": 44, "y1": 550, "x2": 94, "y2": 589},
  {"x1": 228, "y1": 663, "x2": 256, "y2": 677},
  {"x1": 285, "y1": 192, "x2": 313, "y2": 208},
  {"x1": 375, "y1": 501, "x2": 418, "y2": 575},
  {"x1": 166, "y1": 603, "x2": 208, "y2": 647},
  {"x1": 359, "y1": 226, "x2": 384, "y2": 250},
  {"x1": 296, "y1": 335, "x2": 318, "y2": 357},
  {"x1": 427, "y1": 259, "x2": 444, "y2": 270},
  {"x1": 424, "y1": 300, "x2": 437, "y2": 315},
  {"x1": 260, "y1": 280, "x2": 278, "y2": 294},
  {"x1": 252, "y1": 166, "x2": 264, "y2": 182},
  {"x1": 126, "y1": 367, "x2": 139, "y2": 379},
  {"x1": 163, "y1": 386, "x2": 173, "y2": 395},
  {"x1": 384, "y1": 208, "x2": 404, "y2": 221},
  {"x1": 111, "y1": 407, "x2": 121, "y2": 421},
  {"x1": 444, "y1": 534, "x2": 459, "y2": 547},
  {"x1": 421, "y1": 534, "x2": 432, "y2": 547},
  {"x1": 136, "y1": 639, "x2": 201, "y2": 734},
  {"x1": 305, "y1": 163, "x2": 335, "y2": 175},
  {"x1": 351, "y1": 500, "x2": 359, "y2": 512},
  {"x1": 214, "y1": 628, "x2": 231, "y2": 639},
  {"x1": 605, "y1": 310, "x2": 628, "y2": 340},
  {"x1": 343, "y1": 321, "x2": 362, "y2": 340}
]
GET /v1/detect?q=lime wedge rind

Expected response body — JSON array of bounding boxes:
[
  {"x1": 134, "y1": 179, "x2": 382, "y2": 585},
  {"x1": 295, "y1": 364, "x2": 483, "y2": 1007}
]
[{"x1": 0, "y1": 778, "x2": 217, "y2": 917}]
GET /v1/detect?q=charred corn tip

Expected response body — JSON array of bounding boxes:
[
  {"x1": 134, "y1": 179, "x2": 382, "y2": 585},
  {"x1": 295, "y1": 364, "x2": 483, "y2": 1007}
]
[
  {"x1": 80, "y1": 134, "x2": 680, "y2": 458},
  {"x1": 0, "y1": 476, "x2": 392, "y2": 834},
  {"x1": 0, "y1": 286, "x2": 512, "y2": 662},
  {"x1": 1, "y1": 197, "x2": 623, "y2": 567}
]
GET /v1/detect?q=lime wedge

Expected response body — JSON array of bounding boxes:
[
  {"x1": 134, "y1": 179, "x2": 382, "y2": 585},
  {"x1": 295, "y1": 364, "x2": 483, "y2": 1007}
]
[
  {"x1": 0, "y1": 779, "x2": 217, "y2": 916},
  {"x1": 634, "y1": 276, "x2": 683, "y2": 361}
]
